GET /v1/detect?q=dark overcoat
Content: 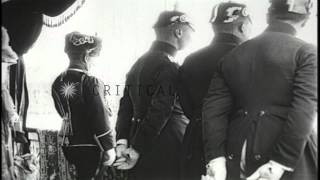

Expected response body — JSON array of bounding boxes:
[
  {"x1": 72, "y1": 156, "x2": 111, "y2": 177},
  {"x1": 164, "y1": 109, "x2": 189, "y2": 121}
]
[
  {"x1": 179, "y1": 33, "x2": 242, "y2": 180},
  {"x1": 116, "y1": 41, "x2": 188, "y2": 180},
  {"x1": 202, "y1": 21, "x2": 317, "y2": 180}
]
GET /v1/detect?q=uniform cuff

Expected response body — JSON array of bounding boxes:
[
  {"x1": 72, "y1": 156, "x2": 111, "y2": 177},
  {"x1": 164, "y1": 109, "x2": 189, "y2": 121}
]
[
  {"x1": 207, "y1": 156, "x2": 226, "y2": 168},
  {"x1": 204, "y1": 147, "x2": 226, "y2": 164},
  {"x1": 104, "y1": 148, "x2": 116, "y2": 165},
  {"x1": 94, "y1": 129, "x2": 115, "y2": 151},
  {"x1": 269, "y1": 160, "x2": 294, "y2": 172},
  {"x1": 116, "y1": 139, "x2": 128, "y2": 146}
]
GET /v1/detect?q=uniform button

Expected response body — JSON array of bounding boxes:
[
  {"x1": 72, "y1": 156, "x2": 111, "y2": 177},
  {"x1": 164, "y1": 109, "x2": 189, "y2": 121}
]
[
  {"x1": 137, "y1": 118, "x2": 140, "y2": 122},
  {"x1": 244, "y1": 111, "x2": 248, "y2": 116},
  {"x1": 228, "y1": 154, "x2": 234, "y2": 160},
  {"x1": 259, "y1": 111, "x2": 265, "y2": 116},
  {"x1": 131, "y1": 118, "x2": 135, "y2": 122},
  {"x1": 254, "y1": 154, "x2": 261, "y2": 160}
]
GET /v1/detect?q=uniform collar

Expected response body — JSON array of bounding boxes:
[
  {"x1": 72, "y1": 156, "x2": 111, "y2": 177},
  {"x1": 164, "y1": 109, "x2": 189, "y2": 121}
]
[
  {"x1": 150, "y1": 41, "x2": 178, "y2": 58},
  {"x1": 59, "y1": 68, "x2": 88, "y2": 81},
  {"x1": 67, "y1": 68, "x2": 88, "y2": 74},
  {"x1": 211, "y1": 33, "x2": 243, "y2": 46},
  {"x1": 265, "y1": 20, "x2": 297, "y2": 36}
]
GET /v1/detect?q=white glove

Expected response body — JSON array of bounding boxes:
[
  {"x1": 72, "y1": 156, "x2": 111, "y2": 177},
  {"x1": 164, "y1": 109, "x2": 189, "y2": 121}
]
[
  {"x1": 102, "y1": 148, "x2": 116, "y2": 166},
  {"x1": 9, "y1": 112, "x2": 19, "y2": 126},
  {"x1": 246, "y1": 161, "x2": 286, "y2": 180},
  {"x1": 113, "y1": 147, "x2": 139, "y2": 170},
  {"x1": 201, "y1": 175, "x2": 215, "y2": 180},
  {"x1": 115, "y1": 144, "x2": 128, "y2": 158},
  {"x1": 206, "y1": 157, "x2": 227, "y2": 180}
]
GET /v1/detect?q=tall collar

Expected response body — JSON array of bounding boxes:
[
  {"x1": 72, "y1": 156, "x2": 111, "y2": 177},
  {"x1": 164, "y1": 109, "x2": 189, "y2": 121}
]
[
  {"x1": 67, "y1": 68, "x2": 88, "y2": 74},
  {"x1": 211, "y1": 33, "x2": 243, "y2": 46},
  {"x1": 150, "y1": 41, "x2": 178, "y2": 57},
  {"x1": 60, "y1": 68, "x2": 88, "y2": 81},
  {"x1": 265, "y1": 20, "x2": 297, "y2": 36}
]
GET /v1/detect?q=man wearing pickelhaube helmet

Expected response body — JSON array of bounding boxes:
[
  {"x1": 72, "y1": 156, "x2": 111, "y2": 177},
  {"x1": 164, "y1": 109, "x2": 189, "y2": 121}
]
[
  {"x1": 202, "y1": 0, "x2": 317, "y2": 180},
  {"x1": 178, "y1": 1, "x2": 252, "y2": 180},
  {"x1": 114, "y1": 10, "x2": 194, "y2": 180}
]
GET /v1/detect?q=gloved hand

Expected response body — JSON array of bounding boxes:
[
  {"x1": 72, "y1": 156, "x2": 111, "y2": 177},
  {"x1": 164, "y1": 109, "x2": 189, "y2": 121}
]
[
  {"x1": 201, "y1": 175, "x2": 215, "y2": 180},
  {"x1": 113, "y1": 147, "x2": 139, "y2": 170},
  {"x1": 206, "y1": 157, "x2": 227, "y2": 180},
  {"x1": 115, "y1": 144, "x2": 128, "y2": 158},
  {"x1": 9, "y1": 112, "x2": 19, "y2": 127},
  {"x1": 246, "y1": 161, "x2": 285, "y2": 180},
  {"x1": 102, "y1": 148, "x2": 116, "y2": 166}
]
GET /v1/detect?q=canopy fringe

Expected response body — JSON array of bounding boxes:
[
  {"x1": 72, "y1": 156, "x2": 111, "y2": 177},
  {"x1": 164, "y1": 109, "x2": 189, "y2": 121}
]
[{"x1": 43, "y1": 0, "x2": 86, "y2": 28}]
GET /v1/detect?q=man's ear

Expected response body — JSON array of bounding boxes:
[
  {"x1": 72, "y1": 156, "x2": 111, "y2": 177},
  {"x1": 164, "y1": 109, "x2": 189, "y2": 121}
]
[
  {"x1": 175, "y1": 28, "x2": 183, "y2": 39},
  {"x1": 80, "y1": 52, "x2": 89, "y2": 63},
  {"x1": 239, "y1": 23, "x2": 245, "y2": 33}
]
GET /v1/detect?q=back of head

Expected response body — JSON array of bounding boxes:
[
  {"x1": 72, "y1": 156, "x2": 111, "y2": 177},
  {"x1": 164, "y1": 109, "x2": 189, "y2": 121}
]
[
  {"x1": 153, "y1": 10, "x2": 195, "y2": 36},
  {"x1": 64, "y1": 31, "x2": 102, "y2": 61},
  {"x1": 153, "y1": 10, "x2": 195, "y2": 49},
  {"x1": 268, "y1": 0, "x2": 314, "y2": 24},
  {"x1": 209, "y1": 1, "x2": 251, "y2": 33}
]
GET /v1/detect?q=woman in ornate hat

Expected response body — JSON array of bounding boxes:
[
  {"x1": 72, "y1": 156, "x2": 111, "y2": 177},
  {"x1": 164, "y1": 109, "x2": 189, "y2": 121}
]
[{"x1": 51, "y1": 31, "x2": 116, "y2": 180}]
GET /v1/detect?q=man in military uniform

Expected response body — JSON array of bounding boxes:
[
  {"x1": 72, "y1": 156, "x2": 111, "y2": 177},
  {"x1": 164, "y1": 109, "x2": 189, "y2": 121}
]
[
  {"x1": 51, "y1": 32, "x2": 116, "y2": 180},
  {"x1": 202, "y1": 0, "x2": 317, "y2": 180},
  {"x1": 114, "y1": 11, "x2": 194, "y2": 180},
  {"x1": 178, "y1": 2, "x2": 252, "y2": 180}
]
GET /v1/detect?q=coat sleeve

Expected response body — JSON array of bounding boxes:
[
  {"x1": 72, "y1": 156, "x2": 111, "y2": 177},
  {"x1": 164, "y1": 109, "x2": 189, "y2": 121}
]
[
  {"x1": 84, "y1": 76, "x2": 115, "y2": 151},
  {"x1": 178, "y1": 64, "x2": 194, "y2": 120},
  {"x1": 131, "y1": 63, "x2": 178, "y2": 154},
  {"x1": 202, "y1": 59, "x2": 233, "y2": 164},
  {"x1": 51, "y1": 84, "x2": 64, "y2": 118},
  {"x1": 270, "y1": 44, "x2": 317, "y2": 169},
  {"x1": 115, "y1": 76, "x2": 133, "y2": 141}
]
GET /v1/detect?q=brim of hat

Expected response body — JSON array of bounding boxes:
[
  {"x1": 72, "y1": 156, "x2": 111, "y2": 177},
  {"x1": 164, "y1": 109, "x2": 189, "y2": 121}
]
[{"x1": 153, "y1": 22, "x2": 195, "y2": 31}]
